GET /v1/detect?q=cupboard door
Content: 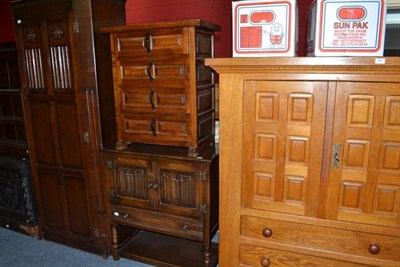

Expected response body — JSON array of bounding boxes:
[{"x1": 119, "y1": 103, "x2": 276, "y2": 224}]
[
  {"x1": 327, "y1": 82, "x2": 400, "y2": 228},
  {"x1": 111, "y1": 156, "x2": 154, "y2": 210},
  {"x1": 242, "y1": 81, "x2": 328, "y2": 216},
  {"x1": 16, "y1": 8, "x2": 93, "y2": 241},
  {"x1": 154, "y1": 160, "x2": 204, "y2": 218}
]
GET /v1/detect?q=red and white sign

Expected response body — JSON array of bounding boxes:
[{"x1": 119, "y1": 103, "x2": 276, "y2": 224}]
[
  {"x1": 307, "y1": 0, "x2": 387, "y2": 56},
  {"x1": 233, "y1": 0, "x2": 298, "y2": 57}
]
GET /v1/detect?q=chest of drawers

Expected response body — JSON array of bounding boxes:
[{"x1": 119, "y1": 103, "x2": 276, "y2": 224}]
[
  {"x1": 206, "y1": 57, "x2": 400, "y2": 266},
  {"x1": 102, "y1": 20, "x2": 220, "y2": 157}
]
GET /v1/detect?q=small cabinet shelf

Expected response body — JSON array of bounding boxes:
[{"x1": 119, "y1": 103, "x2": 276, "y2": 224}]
[{"x1": 102, "y1": 143, "x2": 219, "y2": 266}]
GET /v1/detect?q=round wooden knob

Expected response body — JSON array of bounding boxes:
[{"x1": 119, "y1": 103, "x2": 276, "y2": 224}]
[
  {"x1": 260, "y1": 257, "x2": 270, "y2": 267},
  {"x1": 369, "y1": 243, "x2": 380, "y2": 255},
  {"x1": 262, "y1": 227, "x2": 272, "y2": 238}
]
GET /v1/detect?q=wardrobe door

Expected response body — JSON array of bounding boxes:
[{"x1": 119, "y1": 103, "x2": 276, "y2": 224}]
[
  {"x1": 242, "y1": 81, "x2": 328, "y2": 217},
  {"x1": 326, "y1": 82, "x2": 400, "y2": 228},
  {"x1": 15, "y1": 5, "x2": 94, "y2": 248}
]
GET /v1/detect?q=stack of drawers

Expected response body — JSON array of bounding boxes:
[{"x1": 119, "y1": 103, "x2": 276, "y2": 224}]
[
  {"x1": 101, "y1": 20, "x2": 220, "y2": 266},
  {"x1": 103, "y1": 20, "x2": 220, "y2": 156}
]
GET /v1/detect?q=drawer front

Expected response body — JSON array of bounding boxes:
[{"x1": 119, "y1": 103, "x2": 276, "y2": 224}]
[
  {"x1": 114, "y1": 28, "x2": 188, "y2": 57},
  {"x1": 240, "y1": 244, "x2": 370, "y2": 267},
  {"x1": 112, "y1": 205, "x2": 203, "y2": 241},
  {"x1": 118, "y1": 57, "x2": 187, "y2": 84},
  {"x1": 242, "y1": 216, "x2": 400, "y2": 262},
  {"x1": 120, "y1": 87, "x2": 187, "y2": 114},
  {"x1": 119, "y1": 113, "x2": 193, "y2": 146}
]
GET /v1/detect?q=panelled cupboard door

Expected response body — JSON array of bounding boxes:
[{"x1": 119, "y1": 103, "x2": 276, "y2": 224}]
[
  {"x1": 110, "y1": 156, "x2": 154, "y2": 210},
  {"x1": 326, "y1": 82, "x2": 400, "y2": 228},
  {"x1": 155, "y1": 160, "x2": 204, "y2": 218},
  {"x1": 15, "y1": 7, "x2": 93, "y2": 243},
  {"x1": 243, "y1": 81, "x2": 328, "y2": 217}
]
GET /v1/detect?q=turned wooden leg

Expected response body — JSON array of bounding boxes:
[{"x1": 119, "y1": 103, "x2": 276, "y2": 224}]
[
  {"x1": 111, "y1": 224, "x2": 120, "y2": 260},
  {"x1": 203, "y1": 246, "x2": 211, "y2": 266}
]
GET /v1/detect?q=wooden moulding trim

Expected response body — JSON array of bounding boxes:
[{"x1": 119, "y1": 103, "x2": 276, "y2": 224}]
[
  {"x1": 100, "y1": 19, "x2": 221, "y2": 33},
  {"x1": 205, "y1": 57, "x2": 400, "y2": 75}
]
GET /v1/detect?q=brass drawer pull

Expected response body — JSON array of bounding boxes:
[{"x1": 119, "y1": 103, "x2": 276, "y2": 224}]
[
  {"x1": 144, "y1": 32, "x2": 153, "y2": 53},
  {"x1": 147, "y1": 61, "x2": 157, "y2": 81},
  {"x1": 148, "y1": 117, "x2": 157, "y2": 136},
  {"x1": 148, "y1": 89, "x2": 156, "y2": 110},
  {"x1": 260, "y1": 257, "x2": 270, "y2": 267},
  {"x1": 369, "y1": 243, "x2": 380, "y2": 255},
  {"x1": 262, "y1": 227, "x2": 272, "y2": 238}
]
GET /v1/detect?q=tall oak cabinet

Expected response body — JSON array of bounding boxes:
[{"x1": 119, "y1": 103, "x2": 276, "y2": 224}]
[
  {"x1": 12, "y1": 0, "x2": 125, "y2": 255},
  {"x1": 206, "y1": 57, "x2": 400, "y2": 266}
]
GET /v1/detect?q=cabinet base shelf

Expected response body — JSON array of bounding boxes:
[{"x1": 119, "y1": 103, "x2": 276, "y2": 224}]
[{"x1": 117, "y1": 230, "x2": 218, "y2": 267}]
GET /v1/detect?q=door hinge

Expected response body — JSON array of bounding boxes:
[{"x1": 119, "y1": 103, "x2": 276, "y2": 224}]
[
  {"x1": 200, "y1": 203, "x2": 207, "y2": 214},
  {"x1": 200, "y1": 171, "x2": 207, "y2": 181},
  {"x1": 83, "y1": 132, "x2": 89, "y2": 143},
  {"x1": 93, "y1": 227, "x2": 99, "y2": 238},
  {"x1": 106, "y1": 159, "x2": 113, "y2": 169},
  {"x1": 72, "y1": 22, "x2": 79, "y2": 33}
]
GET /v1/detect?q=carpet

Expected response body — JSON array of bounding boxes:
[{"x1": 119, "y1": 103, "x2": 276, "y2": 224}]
[{"x1": 0, "y1": 227, "x2": 151, "y2": 267}]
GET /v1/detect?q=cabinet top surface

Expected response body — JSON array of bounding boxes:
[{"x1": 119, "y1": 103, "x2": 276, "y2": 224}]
[
  {"x1": 205, "y1": 57, "x2": 400, "y2": 74},
  {"x1": 100, "y1": 19, "x2": 221, "y2": 33}
]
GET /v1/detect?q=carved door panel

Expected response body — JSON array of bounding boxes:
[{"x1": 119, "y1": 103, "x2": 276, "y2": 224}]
[
  {"x1": 154, "y1": 160, "x2": 204, "y2": 218},
  {"x1": 326, "y1": 82, "x2": 400, "y2": 228},
  {"x1": 242, "y1": 81, "x2": 328, "y2": 217},
  {"x1": 110, "y1": 156, "x2": 154, "y2": 210},
  {"x1": 16, "y1": 9, "x2": 93, "y2": 240}
]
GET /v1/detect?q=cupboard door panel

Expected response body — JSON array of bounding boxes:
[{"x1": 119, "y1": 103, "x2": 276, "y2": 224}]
[
  {"x1": 155, "y1": 161, "x2": 203, "y2": 218},
  {"x1": 243, "y1": 81, "x2": 327, "y2": 216},
  {"x1": 38, "y1": 171, "x2": 64, "y2": 230},
  {"x1": 327, "y1": 82, "x2": 400, "y2": 227},
  {"x1": 56, "y1": 102, "x2": 83, "y2": 169},
  {"x1": 64, "y1": 175, "x2": 90, "y2": 236},
  {"x1": 112, "y1": 157, "x2": 153, "y2": 210},
  {"x1": 30, "y1": 101, "x2": 56, "y2": 165}
]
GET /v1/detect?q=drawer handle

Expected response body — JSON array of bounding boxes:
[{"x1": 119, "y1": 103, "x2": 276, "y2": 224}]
[
  {"x1": 144, "y1": 32, "x2": 153, "y2": 53},
  {"x1": 369, "y1": 243, "x2": 380, "y2": 255},
  {"x1": 123, "y1": 213, "x2": 129, "y2": 219},
  {"x1": 147, "y1": 61, "x2": 157, "y2": 81},
  {"x1": 148, "y1": 89, "x2": 156, "y2": 110},
  {"x1": 262, "y1": 227, "x2": 272, "y2": 238},
  {"x1": 149, "y1": 117, "x2": 157, "y2": 136},
  {"x1": 147, "y1": 183, "x2": 153, "y2": 189},
  {"x1": 182, "y1": 224, "x2": 188, "y2": 230},
  {"x1": 260, "y1": 257, "x2": 270, "y2": 267}
]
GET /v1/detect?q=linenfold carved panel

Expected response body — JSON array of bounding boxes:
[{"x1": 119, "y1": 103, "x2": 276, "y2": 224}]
[
  {"x1": 159, "y1": 169, "x2": 195, "y2": 208},
  {"x1": 115, "y1": 165, "x2": 148, "y2": 200}
]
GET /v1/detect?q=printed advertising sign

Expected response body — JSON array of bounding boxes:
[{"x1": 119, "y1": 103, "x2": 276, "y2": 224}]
[
  {"x1": 233, "y1": 0, "x2": 298, "y2": 57},
  {"x1": 307, "y1": 0, "x2": 387, "y2": 56}
]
